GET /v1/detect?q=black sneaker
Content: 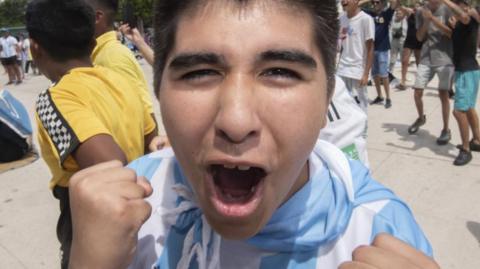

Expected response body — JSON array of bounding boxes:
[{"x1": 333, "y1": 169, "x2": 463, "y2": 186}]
[
  {"x1": 385, "y1": 99, "x2": 392, "y2": 109},
  {"x1": 454, "y1": 148, "x2": 472, "y2": 166},
  {"x1": 436, "y1": 129, "x2": 451, "y2": 145},
  {"x1": 408, "y1": 115, "x2": 426, "y2": 134},
  {"x1": 470, "y1": 140, "x2": 480, "y2": 152},
  {"x1": 370, "y1": 96, "x2": 384, "y2": 105}
]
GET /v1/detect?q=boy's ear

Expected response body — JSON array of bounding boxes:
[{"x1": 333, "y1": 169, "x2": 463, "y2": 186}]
[
  {"x1": 29, "y1": 38, "x2": 42, "y2": 61},
  {"x1": 95, "y1": 10, "x2": 104, "y2": 25}
]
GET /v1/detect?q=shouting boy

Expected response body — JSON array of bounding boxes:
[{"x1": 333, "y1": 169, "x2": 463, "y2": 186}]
[{"x1": 66, "y1": 0, "x2": 439, "y2": 268}]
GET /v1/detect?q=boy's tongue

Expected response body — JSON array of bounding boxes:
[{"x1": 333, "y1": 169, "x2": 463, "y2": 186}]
[{"x1": 215, "y1": 167, "x2": 257, "y2": 197}]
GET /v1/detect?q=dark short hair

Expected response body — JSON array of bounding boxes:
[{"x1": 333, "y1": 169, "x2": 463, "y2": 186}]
[
  {"x1": 86, "y1": 0, "x2": 119, "y2": 25},
  {"x1": 26, "y1": 0, "x2": 96, "y2": 62},
  {"x1": 153, "y1": 0, "x2": 339, "y2": 99}
]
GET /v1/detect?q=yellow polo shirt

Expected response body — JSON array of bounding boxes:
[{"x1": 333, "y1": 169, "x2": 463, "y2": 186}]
[
  {"x1": 91, "y1": 31, "x2": 154, "y2": 114},
  {"x1": 35, "y1": 66, "x2": 156, "y2": 189}
]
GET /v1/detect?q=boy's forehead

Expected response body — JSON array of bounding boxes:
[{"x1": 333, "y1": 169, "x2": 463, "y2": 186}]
[{"x1": 173, "y1": 0, "x2": 316, "y2": 53}]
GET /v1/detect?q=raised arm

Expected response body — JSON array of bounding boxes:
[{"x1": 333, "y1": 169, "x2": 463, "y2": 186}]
[
  {"x1": 119, "y1": 24, "x2": 155, "y2": 66},
  {"x1": 359, "y1": 0, "x2": 370, "y2": 6},
  {"x1": 416, "y1": 8, "x2": 430, "y2": 41},
  {"x1": 441, "y1": 0, "x2": 470, "y2": 25}
]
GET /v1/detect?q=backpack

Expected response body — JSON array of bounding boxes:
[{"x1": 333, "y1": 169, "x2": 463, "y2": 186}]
[{"x1": 0, "y1": 90, "x2": 32, "y2": 162}]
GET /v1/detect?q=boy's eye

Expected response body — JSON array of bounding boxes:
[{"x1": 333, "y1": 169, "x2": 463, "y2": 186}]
[
  {"x1": 260, "y1": 68, "x2": 302, "y2": 80},
  {"x1": 180, "y1": 69, "x2": 220, "y2": 81}
]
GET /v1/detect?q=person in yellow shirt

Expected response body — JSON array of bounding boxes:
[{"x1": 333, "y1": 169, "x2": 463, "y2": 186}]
[
  {"x1": 85, "y1": 0, "x2": 168, "y2": 151},
  {"x1": 25, "y1": 1, "x2": 157, "y2": 268}
]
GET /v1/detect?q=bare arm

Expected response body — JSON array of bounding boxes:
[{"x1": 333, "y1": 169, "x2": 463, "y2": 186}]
[
  {"x1": 72, "y1": 134, "x2": 128, "y2": 169},
  {"x1": 469, "y1": 7, "x2": 480, "y2": 24},
  {"x1": 430, "y1": 14, "x2": 453, "y2": 37},
  {"x1": 416, "y1": 8, "x2": 430, "y2": 41},
  {"x1": 359, "y1": 0, "x2": 370, "y2": 6},
  {"x1": 441, "y1": 0, "x2": 470, "y2": 25},
  {"x1": 360, "y1": 39, "x2": 374, "y2": 87},
  {"x1": 398, "y1": 6, "x2": 414, "y2": 16},
  {"x1": 119, "y1": 24, "x2": 154, "y2": 66}
]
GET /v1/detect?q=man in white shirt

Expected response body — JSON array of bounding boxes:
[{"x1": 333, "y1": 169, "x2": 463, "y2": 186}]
[
  {"x1": 0, "y1": 29, "x2": 22, "y2": 85},
  {"x1": 337, "y1": 0, "x2": 375, "y2": 113}
]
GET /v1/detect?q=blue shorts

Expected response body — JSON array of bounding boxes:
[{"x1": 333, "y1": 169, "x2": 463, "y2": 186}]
[
  {"x1": 454, "y1": 70, "x2": 480, "y2": 111},
  {"x1": 371, "y1": 50, "x2": 389, "y2": 78}
]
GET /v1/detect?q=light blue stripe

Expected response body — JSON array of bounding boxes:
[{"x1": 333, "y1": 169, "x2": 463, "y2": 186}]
[
  {"x1": 370, "y1": 200, "x2": 433, "y2": 257},
  {"x1": 127, "y1": 155, "x2": 163, "y2": 182}
]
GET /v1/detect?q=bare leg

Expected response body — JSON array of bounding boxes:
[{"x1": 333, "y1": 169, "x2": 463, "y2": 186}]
[
  {"x1": 414, "y1": 88, "x2": 424, "y2": 118},
  {"x1": 414, "y1": 49, "x2": 421, "y2": 66},
  {"x1": 6, "y1": 65, "x2": 14, "y2": 83},
  {"x1": 13, "y1": 64, "x2": 22, "y2": 82},
  {"x1": 438, "y1": 90, "x2": 451, "y2": 131},
  {"x1": 467, "y1": 108, "x2": 480, "y2": 143},
  {"x1": 401, "y1": 48, "x2": 412, "y2": 86},
  {"x1": 374, "y1": 76, "x2": 383, "y2": 98},
  {"x1": 382, "y1": 77, "x2": 390, "y2": 100},
  {"x1": 454, "y1": 110, "x2": 470, "y2": 150}
]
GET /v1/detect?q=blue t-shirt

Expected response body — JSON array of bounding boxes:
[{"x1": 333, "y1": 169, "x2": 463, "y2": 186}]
[{"x1": 364, "y1": 7, "x2": 395, "y2": 51}]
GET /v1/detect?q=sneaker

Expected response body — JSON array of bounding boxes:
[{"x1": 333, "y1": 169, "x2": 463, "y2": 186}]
[
  {"x1": 408, "y1": 115, "x2": 426, "y2": 134},
  {"x1": 385, "y1": 99, "x2": 392, "y2": 109},
  {"x1": 436, "y1": 129, "x2": 451, "y2": 145},
  {"x1": 470, "y1": 140, "x2": 480, "y2": 152},
  {"x1": 454, "y1": 148, "x2": 472, "y2": 166},
  {"x1": 396, "y1": 84, "x2": 406, "y2": 91},
  {"x1": 370, "y1": 96, "x2": 384, "y2": 105}
]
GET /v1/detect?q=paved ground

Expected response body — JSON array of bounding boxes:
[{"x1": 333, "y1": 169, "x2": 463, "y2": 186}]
[{"x1": 0, "y1": 60, "x2": 479, "y2": 269}]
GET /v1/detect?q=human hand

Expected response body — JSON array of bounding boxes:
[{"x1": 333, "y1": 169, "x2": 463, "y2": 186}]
[
  {"x1": 339, "y1": 233, "x2": 440, "y2": 269},
  {"x1": 149, "y1": 135, "x2": 171, "y2": 152},
  {"x1": 68, "y1": 161, "x2": 153, "y2": 269},
  {"x1": 359, "y1": 74, "x2": 369, "y2": 87},
  {"x1": 119, "y1": 23, "x2": 144, "y2": 45},
  {"x1": 448, "y1": 16, "x2": 457, "y2": 28}
]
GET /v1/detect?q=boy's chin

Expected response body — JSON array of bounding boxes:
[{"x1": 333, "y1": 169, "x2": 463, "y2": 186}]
[{"x1": 206, "y1": 215, "x2": 267, "y2": 240}]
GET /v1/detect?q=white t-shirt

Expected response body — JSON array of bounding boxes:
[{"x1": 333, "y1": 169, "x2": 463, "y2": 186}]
[
  {"x1": 0, "y1": 36, "x2": 18, "y2": 58},
  {"x1": 337, "y1": 11, "x2": 375, "y2": 80}
]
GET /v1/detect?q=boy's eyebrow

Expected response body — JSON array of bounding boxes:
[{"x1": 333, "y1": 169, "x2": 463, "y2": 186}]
[
  {"x1": 169, "y1": 53, "x2": 226, "y2": 69},
  {"x1": 257, "y1": 50, "x2": 317, "y2": 68}
]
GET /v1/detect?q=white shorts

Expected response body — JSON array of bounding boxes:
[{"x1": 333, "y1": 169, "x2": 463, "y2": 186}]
[{"x1": 413, "y1": 64, "x2": 454, "y2": 90}]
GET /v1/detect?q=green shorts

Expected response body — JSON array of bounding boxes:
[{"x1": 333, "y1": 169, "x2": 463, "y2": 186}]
[{"x1": 454, "y1": 70, "x2": 480, "y2": 112}]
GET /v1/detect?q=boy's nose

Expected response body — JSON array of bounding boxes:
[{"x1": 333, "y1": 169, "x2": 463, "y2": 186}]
[{"x1": 214, "y1": 74, "x2": 261, "y2": 144}]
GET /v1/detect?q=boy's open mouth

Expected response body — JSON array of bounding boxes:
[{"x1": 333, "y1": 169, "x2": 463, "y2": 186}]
[{"x1": 208, "y1": 164, "x2": 266, "y2": 217}]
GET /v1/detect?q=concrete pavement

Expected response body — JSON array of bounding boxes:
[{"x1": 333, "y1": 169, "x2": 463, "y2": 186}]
[{"x1": 0, "y1": 61, "x2": 479, "y2": 268}]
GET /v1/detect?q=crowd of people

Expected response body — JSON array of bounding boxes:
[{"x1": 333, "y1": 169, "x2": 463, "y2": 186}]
[
  {"x1": 8, "y1": 0, "x2": 479, "y2": 268},
  {"x1": 338, "y1": 0, "x2": 480, "y2": 166}
]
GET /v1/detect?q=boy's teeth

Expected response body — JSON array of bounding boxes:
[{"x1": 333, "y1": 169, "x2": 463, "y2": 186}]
[
  {"x1": 222, "y1": 164, "x2": 251, "y2": 171},
  {"x1": 223, "y1": 164, "x2": 236, "y2": 169}
]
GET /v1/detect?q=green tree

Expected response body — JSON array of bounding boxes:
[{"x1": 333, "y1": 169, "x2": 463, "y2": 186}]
[
  {"x1": 0, "y1": 0, "x2": 28, "y2": 28},
  {"x1": 118, "y1": 0, "x2": 154, "y2": 27}
]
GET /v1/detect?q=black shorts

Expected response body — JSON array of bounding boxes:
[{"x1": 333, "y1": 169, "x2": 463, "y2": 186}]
[
  {"x1": 1, "y1": 56, "x2": 17, "y2": 66},
  {"x1": 403, "y1": 35, "x2": 423, "y2": 50}
]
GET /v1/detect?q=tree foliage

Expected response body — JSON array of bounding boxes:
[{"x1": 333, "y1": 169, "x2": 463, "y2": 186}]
[
  {"x1": 118, "y1": 0, "x2": 154, "y2": 27},
  {"x1": 0, "y1": 0, "x2": 28, "y2": 28}
]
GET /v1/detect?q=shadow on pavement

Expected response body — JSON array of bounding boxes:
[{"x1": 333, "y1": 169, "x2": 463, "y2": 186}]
[
  {"x1": 466, "y1": 221, "x2": 480, "y2": 246},
  {"x1": 381, "y1": 123, "x2": 456, "y2": 158}
]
